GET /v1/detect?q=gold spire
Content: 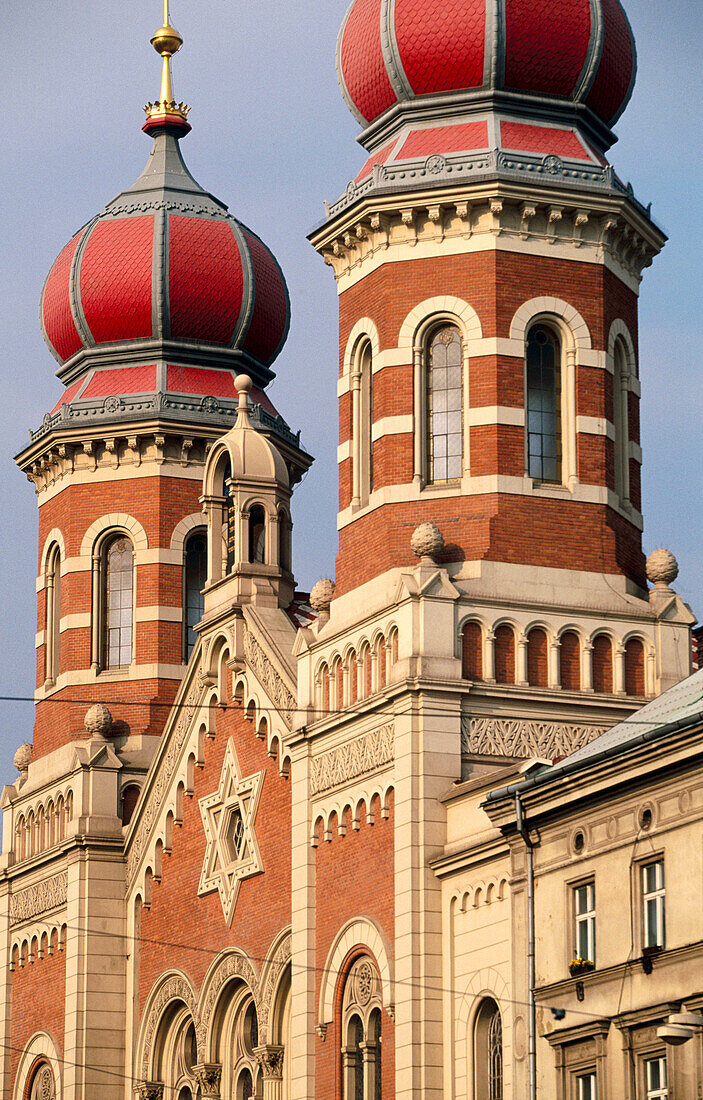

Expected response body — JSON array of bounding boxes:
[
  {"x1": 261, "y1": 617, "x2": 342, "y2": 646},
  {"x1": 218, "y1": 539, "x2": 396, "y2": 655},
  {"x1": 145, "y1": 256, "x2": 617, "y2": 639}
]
[{"x1": 144, "y1": 0, "x2": 190, "y2": 125}]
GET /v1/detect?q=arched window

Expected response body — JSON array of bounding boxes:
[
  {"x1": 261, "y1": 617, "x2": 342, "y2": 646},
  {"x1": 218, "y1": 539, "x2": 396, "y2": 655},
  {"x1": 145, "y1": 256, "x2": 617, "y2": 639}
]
[
  {"x1": 494, "y1": 625, "x2": 516, "y2": 685},
  {"x1": 474, "y1": 998, "x2": 503, "y2": 1100},
  {"x1": 45, "y1": 543, "x2": 62, "y2": 686},
  {"x1": 222, "y1": 457, "x2": 236, "y2": 574},
  {"x1": 248, "y1": 506, "x2": 266, "y2": 564},
  {"x1": 28, "y1": 1061, "x2": 56, "y2": 1099},
  {"x1": 462, "y1": 622, "x2": 483, "y2": 681},
  {"x1": 625, "y1": 637, "x2": 645, "y2": 696},
  {"x1": 559, "y1": 631, "x2": 581, "y2": 691},
  {"x1": 526, "y1": 324, "x2": 561, "y2": 482},
  {"x1": 121, "y1": 783, "x2": 141, "y2": 826},
  {"x1": 592, "y1": 634, "x2": 614, "y2": 694},
  {"x1": 102, "y1": 536, "x2": 133, "y2": 668},
  {"x1": 358, "y1": 340, "x2": 374, "y2": 505},
  {"x1": 183, "y1": 529, "x2": 207, "y2": 661},
  {"x1": 278, "y1": 508, "x2": 292, "y2": 573},
  {"x1": 341, "y1": 957, "x2": 383, "y2": 1100},
  {"x1": 613, "y1": 338, "x2": 631, "y2": 504},
  {"x1": 426, "y1": 323, "x2": 463, "y2": 484},
  {"x1": 527, "y1": 627, "x2": 549, "y2": 688}
]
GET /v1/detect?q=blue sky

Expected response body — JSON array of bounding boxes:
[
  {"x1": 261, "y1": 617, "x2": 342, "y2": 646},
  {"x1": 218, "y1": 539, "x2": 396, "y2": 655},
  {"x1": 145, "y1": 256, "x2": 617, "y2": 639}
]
[{"x1": 0, "y1": 0, "x2": 700, "y2": 783}]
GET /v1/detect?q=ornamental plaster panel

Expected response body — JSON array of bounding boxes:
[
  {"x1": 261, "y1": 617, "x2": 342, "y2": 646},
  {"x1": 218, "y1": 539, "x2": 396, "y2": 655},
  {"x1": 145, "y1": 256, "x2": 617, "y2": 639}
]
[
  {"x1": 10, "y1": 872, "x2": 68, "y2": 926},
  {"x1": 461, "y1": 716, "x2": 605, "y2": 759},
  {"x1": 139, "y1": 971, "x2": 199, "y2": 1078},
  {"x1": 311, "y1": 778, "x2": 394, "y2": 846},
  {"x1": 310, "y1": 722, "x2": 394, "y2": 797},
  {"x1": 243, "y1": 628, "x2": 296, "y2": 729}
]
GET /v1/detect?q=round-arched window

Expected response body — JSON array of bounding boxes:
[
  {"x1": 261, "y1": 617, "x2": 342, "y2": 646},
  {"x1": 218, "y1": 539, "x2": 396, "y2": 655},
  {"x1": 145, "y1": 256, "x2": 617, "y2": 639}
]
[
  {"x1": 426, "y1": 323, "x2": 463, "y2": 483},
  {"x1": 29, "y1": 1062, "x2": 55, "y2": 1100}
]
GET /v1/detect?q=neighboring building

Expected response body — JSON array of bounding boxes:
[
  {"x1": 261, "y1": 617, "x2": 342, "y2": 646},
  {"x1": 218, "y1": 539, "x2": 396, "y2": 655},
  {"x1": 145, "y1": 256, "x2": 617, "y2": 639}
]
[{"x1": 0, "y1": 1, "x2": 697, "y2": 1099}]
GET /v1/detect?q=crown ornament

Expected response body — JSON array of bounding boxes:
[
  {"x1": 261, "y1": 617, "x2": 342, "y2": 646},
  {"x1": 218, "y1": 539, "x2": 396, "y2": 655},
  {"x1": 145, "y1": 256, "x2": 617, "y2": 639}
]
[{"x1": 144, "y1": 1, "x2": 190, "y2": 128}]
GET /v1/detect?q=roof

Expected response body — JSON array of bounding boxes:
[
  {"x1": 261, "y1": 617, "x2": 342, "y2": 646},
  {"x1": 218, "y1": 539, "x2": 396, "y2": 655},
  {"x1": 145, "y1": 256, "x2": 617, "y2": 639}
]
[{"x1": 485, "y1": 668, "x2": 703, "y2": 804}]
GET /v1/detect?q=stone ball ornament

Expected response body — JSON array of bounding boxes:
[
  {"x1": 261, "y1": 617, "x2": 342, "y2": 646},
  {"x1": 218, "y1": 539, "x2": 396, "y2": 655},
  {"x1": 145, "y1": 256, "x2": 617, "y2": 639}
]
[
  {"x1": 84, "y1": 703, "x2": 114, "y2": 738},
  {"x1": 310, "y1": 578, "x2": 336, "y2": 614},
  {"x1": 13, "y1": 743, "x2": 33, "y2": 777},
  {"x1": 411, "y1": 522, "x2": 445, "y2": 562},
  {"x1": 646, "y1": 549, "x2": 679, "y2": 589}
]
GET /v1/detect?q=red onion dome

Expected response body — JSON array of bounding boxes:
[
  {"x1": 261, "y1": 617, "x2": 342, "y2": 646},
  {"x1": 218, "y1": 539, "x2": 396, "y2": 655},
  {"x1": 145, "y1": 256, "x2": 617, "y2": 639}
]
[
  {"x1": 41, "y1": 128, "x2": 290, "y2": 376},
  {"x1": 337, "y1": 0, "x2": 636, "y2": 132}
]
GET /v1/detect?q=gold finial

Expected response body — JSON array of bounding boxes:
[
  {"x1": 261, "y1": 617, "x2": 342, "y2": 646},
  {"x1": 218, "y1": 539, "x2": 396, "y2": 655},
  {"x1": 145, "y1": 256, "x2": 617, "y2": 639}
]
[{"x1": 144, "y1": 0, "x2": 190, "y2": 128}]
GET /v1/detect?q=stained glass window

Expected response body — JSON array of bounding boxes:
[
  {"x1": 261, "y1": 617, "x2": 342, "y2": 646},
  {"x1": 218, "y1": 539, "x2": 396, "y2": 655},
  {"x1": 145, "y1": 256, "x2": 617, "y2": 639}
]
[
  {"x1": 427, "y1": 325, "x2": 463, "y2": 483},
  {"x1": 104, "y1": 538, "x2": 133, "y2": 668}
]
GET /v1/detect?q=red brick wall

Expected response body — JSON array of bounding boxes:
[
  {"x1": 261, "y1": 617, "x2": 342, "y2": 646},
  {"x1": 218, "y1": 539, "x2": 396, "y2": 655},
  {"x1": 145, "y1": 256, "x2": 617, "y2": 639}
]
[
  {"x1": 592, "y1": 633, "x2": 614, "y2": 693},
  {"x1": 314, "y1": 794, "x2": 395, "y2": 1099},
  {"x1": 462, "y1": 622, "x2": 483, "y2": 680},
  {"x1": 335, "y1": 249, "x2": 644, "y2": 595},
  {"x1": 494, "y1": 624, "x2": 516, "y2": 684},
  {"x1": 527, "y1": 627, "x2": 548, "y2": 687},
  {"x1": 138, "y1": 698, "x2": 292, "y2": 1011},
  {"x1": 559, "y1": 631, "x2": 581, "y2": 690},
  {"x1": 10, "y1": 932, "x2": 65, "y2": 1092}
]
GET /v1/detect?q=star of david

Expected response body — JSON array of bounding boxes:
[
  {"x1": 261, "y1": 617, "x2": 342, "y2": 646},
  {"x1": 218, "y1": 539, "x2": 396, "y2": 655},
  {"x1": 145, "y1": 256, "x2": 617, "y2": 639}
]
[{"x1": 198, "y1": 738, "x2": 265, "y2": 925}]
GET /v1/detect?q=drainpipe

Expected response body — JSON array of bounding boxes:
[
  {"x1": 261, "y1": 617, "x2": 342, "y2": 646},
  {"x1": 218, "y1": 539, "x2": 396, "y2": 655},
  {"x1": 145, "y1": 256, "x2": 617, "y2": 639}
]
[{"x1": 515, "y1": 792, "x2": 537, "y2": 1100}]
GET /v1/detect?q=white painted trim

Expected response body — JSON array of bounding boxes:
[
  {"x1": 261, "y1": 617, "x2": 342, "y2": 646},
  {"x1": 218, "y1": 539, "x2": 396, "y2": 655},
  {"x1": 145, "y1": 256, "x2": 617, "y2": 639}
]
[
  {"x1": 337, "y1": 440, "x2": 353, "y2": 464},
  {"x1": 342, "y1": 317, "x2": 381, "y2": 379},
  {"x1": 80, "y1": 514, "x2": 149, "y2": 556},
  {"x1": 373, "y1": 347, "x2": 413, "y2": 371},
  {"x1": 337, "y1": 476, "x2": 644, "y2": 530},
  {"x1": 134, "y1": 605, "x2": 183, "y2": 623},
  {"x1": 39, "y1": 529, "x2": 66, "y2": 574},
  {"x1": 34, "y1": 662, "x2": 185, "y2": 699},
  {"x1": 577, "y1": 416, "x2": 615, "y2": 439},
  {"x1": 465, "y1": 406, "x2": 525, "y2": 428},
  {"x1": 509, "y1": 297, "x2": 592, "y2": 350},
  {"x1": 398, "y1": 296, "x2": 483, "y2": 349},
  {"x1": 371, "y1": 415, "x2": 414, "y2": 441},
  {"x1": 170, "y1": 513, "x2": 206, "y2": 554},
  {"x1": 13, "y1": 1030, "x2": 63, "y2": 1100},
  {"x1": 318, "y1": 916, "x2": 394, "y2": 1025}
]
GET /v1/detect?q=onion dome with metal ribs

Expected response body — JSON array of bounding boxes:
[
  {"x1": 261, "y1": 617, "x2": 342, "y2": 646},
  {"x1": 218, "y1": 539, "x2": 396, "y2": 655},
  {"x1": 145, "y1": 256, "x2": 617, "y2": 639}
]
[
  {"x1": 40, "y1": 11, "x2": 289, "y2": 384},
  {"x1": 337, "y1": 0, "x2": 637, "y2": 133}
]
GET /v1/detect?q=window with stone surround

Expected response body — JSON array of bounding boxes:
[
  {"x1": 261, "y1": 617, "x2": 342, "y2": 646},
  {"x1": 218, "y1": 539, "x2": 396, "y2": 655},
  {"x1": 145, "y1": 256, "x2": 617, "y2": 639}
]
[
  {"x1": 356, "y1": 339, "x2": 374, "y2": 505},
  {"x1": 341, "y1": 956, "x2": 383, "y2": 1100},
  {"x1": 183, "y1": 528, "x2": 206, "y2": 661},
  {"x1": 573, "y1": 881, "x2": 596, "y2": 964},
  {"x1": 45, "y1": 543, "x2": 62, "y2": 687},
  {"x1": 102, "y1": 535, "x2": 133, "y2": 669},
  {"x1": 525, "y1": 324, "x2": 561, "y2": 482},
  {"x1": 426, "y1": 323, "x2": 463, "y2": 484},
  {"x1": 613, "y1": 337, "x2": 631, "y2": 506},
  {"x1": 474, "y1": 998, "x2": 503, "y2": 1100},
  {"x1": 547, "y1": 1021, "x2": 609, "y2": 1100},
  {"x1": 28, "y1": 1061, "x2": 55, "y2": 1099},
  {"x1": 641, "y1": 859, "x2": 665, "y2": 950},
  {"x1": 645, "y1": 1055, "x2": 668, "y2": 1099}
]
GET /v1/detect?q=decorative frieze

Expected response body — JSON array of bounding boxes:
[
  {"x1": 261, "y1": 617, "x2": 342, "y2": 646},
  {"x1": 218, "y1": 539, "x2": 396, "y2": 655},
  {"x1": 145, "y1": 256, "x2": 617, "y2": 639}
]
[
  {"x1": 461, "y1": 716, "x2": 604, "y2": 760},
  {"x1": 10, "y1": 871, "x2": 68, "y2": 926},
  {"x1": 310, "y1": 723, "x2": 394, "y2": 797},
  {"x1": 244, "y1": 628, "x2": 296, "y2": 728}
]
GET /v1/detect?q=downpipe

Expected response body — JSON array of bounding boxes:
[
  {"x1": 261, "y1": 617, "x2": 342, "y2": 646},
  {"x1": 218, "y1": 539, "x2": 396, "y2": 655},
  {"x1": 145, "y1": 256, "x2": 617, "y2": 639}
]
[{"x1": 515, "y1": 792, "x2": 537, "y2": 1100}]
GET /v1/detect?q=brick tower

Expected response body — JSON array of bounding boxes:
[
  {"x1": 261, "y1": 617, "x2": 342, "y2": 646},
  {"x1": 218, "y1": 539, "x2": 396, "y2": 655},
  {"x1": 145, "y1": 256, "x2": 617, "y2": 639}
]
[{"x1": 299, "y1": 0, "x2": 694, "y2": 1094}]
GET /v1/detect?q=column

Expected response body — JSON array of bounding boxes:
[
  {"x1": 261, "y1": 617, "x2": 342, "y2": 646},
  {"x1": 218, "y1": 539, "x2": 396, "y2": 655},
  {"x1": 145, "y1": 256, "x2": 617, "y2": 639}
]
[
  {"x1": 484, "y1": 630, "x2": 496, "y2": 683},
  {"x1": 254, "y1": 1045, "x2": 284, "y2": 1100},
  {"x1": 194, "y1": 1063, "x2": 222, "y2": 1097},
  {"x1": 517, "y1": 633, "x2": 529, "y2": 686},
  {"x1": 90, "y1": 550, "x2": 101, "y2": 670},
  {"x1": 581, "y1": 642, "x2": 594, "y2": 693},
  {"x1": 549, "y1": 638, "x2": 561, "y2": 690},
  {"x1": 615, "y1": 643, "x2": 626, "y2": 695}
]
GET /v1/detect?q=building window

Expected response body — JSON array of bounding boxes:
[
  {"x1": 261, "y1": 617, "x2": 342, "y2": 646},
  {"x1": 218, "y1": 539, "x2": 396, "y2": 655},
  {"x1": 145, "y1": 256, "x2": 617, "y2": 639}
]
[
  {"x1": 642, "y1": 860, "x2": 665, "y2": 949},
  {"x1": 103, "y1": 536, "x2": 133, "y2": 668},
  {"x1": 248, "y1": 506, "x2": 266, "y2": 563},
  {"x1": 645, "y1": 1055, "x2": 667, "y2": 1099},
  {"x1": 358, "y1": 340, "x2": 374, "y2": 505},
  {"x1": 45, "y1": 543, "x2": 62, "y2": 686},
  {"x1": 183, "y1": 529, "x2": 206, "y2": 660},
  {"x1": 474, "y1": 998, "x2": 503, "y2": 1100},
  {"x1": 574, "y1": 882, "x2": 596, "y2": 963},
  {"x1": 341, "y1": 956, "x2": 383, "y2": 1100},
  {"x1": 577, "y1": 1072, "x2": 597, "y2": 1100},
  {"x1": 613, "y1": 339, "x2": 631, "y2": 504},
  {"x1": 426, "y1": 324, "x2": 463, "y2": 484},
  {"x1": 29, "y1": 1061, "x2": 55, "y2": 1099},
  {"x1": 526, "y1": 324, "x2": 561, "y2": 482},
  {"x1": 278, "y1": 508, "x2": 292, "y2": 572}
]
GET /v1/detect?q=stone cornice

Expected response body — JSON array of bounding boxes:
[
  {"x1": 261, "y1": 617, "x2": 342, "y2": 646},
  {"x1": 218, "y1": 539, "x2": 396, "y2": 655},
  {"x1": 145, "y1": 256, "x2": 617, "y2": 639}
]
[{"x1": 310, "y1": 177, "x2": 665, "y2": 288}]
